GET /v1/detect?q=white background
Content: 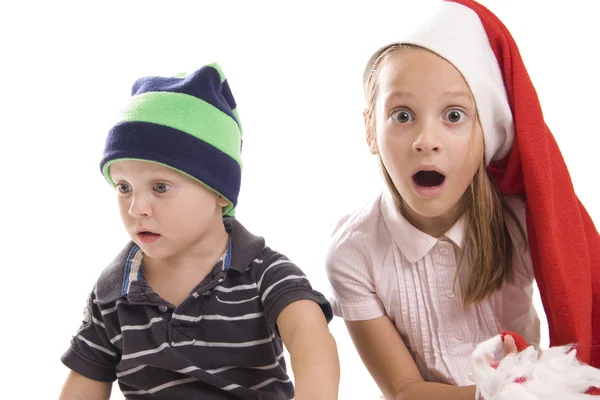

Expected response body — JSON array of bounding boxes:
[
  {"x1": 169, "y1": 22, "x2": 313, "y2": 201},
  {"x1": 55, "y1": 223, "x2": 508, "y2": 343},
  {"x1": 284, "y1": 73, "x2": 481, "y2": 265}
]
[{"x1": 2, "y1": 0, "x2": 599, "y2": 398}]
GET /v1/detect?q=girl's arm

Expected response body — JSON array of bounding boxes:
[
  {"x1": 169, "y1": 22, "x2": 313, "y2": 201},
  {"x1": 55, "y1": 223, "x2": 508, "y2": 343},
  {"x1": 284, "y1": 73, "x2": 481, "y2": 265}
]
[
  {"x1": 59, "y1": 371, "x2": 112, "y2": 400},
  {"x1": 346, "y1": 315, "x2": 478, "y2": 400}
]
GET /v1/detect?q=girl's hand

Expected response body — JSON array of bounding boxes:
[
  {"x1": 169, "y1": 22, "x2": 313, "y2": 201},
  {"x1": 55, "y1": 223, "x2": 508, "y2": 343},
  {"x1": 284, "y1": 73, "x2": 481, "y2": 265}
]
[{"x1": 502, "y1": 334, "x2": 518, "y2": 358}]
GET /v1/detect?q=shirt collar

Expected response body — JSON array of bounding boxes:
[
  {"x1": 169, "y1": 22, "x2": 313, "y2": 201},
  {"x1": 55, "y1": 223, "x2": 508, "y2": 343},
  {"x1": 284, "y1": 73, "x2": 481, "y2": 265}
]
[{"x1": 94, "y1": 218, "x2": 266, "y2": 304}]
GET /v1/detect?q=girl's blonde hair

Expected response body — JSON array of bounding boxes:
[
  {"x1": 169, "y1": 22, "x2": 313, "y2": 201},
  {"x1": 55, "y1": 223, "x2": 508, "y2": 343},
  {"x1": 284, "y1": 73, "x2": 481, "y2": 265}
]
[{"x1": 365, "y1": 44, "x2": 524, "y2": 305}]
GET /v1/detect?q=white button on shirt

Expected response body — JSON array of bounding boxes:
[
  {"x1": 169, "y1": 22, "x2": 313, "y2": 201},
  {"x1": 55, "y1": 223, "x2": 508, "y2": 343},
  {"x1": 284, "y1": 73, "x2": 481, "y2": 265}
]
[
  {"x1": 326, "y1": 191, "x2": 541, "y2": 386},
  {"x1": 439, "y1": 245, "x2": 450, "y2": 256}
]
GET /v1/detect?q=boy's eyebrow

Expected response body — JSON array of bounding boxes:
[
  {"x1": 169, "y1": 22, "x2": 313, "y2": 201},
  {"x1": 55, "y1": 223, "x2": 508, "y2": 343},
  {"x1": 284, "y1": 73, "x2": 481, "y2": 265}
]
[{"x1": 109, "y1": 173, "x2": 124, "y2": 181}]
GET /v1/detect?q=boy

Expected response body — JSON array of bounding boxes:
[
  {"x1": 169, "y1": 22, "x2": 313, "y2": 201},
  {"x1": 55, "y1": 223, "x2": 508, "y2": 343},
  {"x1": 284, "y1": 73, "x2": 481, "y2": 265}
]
[{"x1": 59, "y1": 63, "x2": 339, "y2": 400}]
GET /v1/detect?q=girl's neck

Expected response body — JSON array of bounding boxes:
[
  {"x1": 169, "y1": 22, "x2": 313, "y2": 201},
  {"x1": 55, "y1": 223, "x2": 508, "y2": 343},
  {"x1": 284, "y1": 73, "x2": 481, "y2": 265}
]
[{"x1": 402, "y1": 201, "x2": 462, "y2": 238}]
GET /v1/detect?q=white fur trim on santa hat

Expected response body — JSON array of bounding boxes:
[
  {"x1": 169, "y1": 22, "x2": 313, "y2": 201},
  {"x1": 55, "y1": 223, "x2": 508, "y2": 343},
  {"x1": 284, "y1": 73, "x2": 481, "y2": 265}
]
[
  {"x1": 363, "y1": 2, "x2": 515, "y2": 163},
  {"x1": 471, "y1": 334, "x2": 600, "y2": 399}
]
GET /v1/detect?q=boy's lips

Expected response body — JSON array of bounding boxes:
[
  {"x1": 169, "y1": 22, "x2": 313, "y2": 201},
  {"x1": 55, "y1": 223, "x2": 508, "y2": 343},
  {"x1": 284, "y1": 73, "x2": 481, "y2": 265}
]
[{"x1": 136, "y1": 228, "x2": 161, "y2": 244}]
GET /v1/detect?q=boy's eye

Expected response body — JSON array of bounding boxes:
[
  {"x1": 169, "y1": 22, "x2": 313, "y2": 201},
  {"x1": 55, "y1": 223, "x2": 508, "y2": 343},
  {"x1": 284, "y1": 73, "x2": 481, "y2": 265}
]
[
  {"x1": 116, "y1": 183, "x2": 131, "y2": 194},
  {"x1": 391, "y1": 109, "x2": 415, "y2": 124},
  {"x1": 444, "y1": 109, "x2": 466, "y2": 123},
  {"x1": 154, "y1": 183, "x2": 170, "y2": 193}
]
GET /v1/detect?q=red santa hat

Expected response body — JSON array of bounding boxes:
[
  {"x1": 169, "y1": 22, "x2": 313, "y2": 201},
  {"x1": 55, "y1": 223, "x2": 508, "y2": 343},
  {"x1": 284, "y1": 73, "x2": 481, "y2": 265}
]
[{"x1": 363, "y1": 0, "x2": 600, "y2": 367}]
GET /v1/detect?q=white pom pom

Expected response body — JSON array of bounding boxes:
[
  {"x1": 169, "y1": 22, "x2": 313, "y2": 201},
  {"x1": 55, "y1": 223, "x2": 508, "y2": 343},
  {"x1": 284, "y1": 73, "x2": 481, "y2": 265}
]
[{"x1": 471, "y1": 335, "x2": 600, "y2": 400}]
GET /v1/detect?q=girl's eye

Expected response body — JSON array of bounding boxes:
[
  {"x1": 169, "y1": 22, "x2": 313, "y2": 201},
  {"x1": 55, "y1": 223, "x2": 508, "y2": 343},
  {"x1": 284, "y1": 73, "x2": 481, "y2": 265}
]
[
  {"x1": 154, "y1": 183, "x2": 170, "y2": 193},
  {"x1": 444, "y1": 109, "x2": 466, "y2": 123},
  {"x1": 116, "y1": 183, "x2": 131, "y2": 194},
  {"x1": 391, "y1": 109, "x2": 415, "y2": 124}
]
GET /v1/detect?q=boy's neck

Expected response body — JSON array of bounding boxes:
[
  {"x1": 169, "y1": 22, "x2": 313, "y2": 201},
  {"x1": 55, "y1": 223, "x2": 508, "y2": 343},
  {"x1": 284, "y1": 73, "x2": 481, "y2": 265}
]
[
  {"x1": 144, "y1": 221, "x2": 229, "y2": 275},
  {"x1": 141, "y1": 220, "x2": 230, "y2": 307}
]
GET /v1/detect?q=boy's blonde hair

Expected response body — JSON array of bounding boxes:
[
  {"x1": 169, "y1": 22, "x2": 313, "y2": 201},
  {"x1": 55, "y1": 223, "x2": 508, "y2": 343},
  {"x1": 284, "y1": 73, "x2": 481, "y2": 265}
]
[{"x1": 365, "y1": 44, "x2": 524, "y2": 305}]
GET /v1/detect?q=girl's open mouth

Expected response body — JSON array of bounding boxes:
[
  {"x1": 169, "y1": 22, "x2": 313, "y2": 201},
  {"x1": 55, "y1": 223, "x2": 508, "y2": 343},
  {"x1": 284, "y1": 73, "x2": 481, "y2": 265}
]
[
  {"x1": 413, "y1": 170, "x2": 446, "y2": 187},
  {"x1": 412, "y1": 170, "x2": 446, "y2": 197}
]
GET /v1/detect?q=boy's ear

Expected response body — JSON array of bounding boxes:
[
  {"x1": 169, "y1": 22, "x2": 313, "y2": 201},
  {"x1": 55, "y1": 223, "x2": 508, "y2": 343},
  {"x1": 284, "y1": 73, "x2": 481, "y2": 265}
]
[
  {"x1": 364, "y1": 109, "x2": 378, "y2": 155},
  {"x1": 217, "y1": 195, "x2": 229, "y2": 208}
]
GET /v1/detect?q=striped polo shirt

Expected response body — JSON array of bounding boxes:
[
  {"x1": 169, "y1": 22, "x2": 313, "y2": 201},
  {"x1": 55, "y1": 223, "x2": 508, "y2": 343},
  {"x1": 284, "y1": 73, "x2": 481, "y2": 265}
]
[{"x1": 61, "y1": 218, "x2": 333, "y2": 399}]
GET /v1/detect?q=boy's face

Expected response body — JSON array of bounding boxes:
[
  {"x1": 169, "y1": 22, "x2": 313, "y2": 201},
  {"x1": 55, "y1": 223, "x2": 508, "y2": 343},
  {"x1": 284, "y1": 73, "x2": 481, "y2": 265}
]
[{"x1": 109, "y1": 160, "x2": 229, "y2": 261}]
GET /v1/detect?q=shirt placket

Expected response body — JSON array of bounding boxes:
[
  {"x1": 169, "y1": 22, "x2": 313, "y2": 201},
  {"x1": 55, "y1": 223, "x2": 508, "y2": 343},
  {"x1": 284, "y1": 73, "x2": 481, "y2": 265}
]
[
  {"x1": 169, "y1": 267, "x2": 228, "y2": 344},
  {"x1": 431, "y1": 239, "x2": 474, "y2": 384}
]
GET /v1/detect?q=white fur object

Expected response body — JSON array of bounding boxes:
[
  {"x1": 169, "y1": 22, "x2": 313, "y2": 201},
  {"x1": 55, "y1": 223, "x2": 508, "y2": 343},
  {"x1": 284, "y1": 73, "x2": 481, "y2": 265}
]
[{"x1": 472, "y1": 335, "x2": 600, "y2": 399}]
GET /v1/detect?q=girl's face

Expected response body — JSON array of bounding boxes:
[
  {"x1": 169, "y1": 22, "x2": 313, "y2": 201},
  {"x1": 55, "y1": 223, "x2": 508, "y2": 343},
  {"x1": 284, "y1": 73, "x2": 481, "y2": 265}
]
[{"x1": 368, "y1": 48, "x2": 484, "y2": 234}]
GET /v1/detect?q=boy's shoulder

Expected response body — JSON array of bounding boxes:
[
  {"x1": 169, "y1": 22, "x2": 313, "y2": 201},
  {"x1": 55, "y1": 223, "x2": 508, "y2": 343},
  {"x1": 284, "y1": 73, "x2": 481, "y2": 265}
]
[
  {"x1": 223, "y1": 217, "x2": 290, "y2": 273},
  {"x1": 216, "y1": 219, "x2": 334, "y2": 326}
]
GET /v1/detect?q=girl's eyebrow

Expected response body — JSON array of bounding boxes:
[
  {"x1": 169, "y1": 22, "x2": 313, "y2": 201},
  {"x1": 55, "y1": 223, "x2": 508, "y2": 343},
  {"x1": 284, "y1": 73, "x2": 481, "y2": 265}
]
[
  {"x1": 386, "y1": 91, "x2": 415, "y2": 99},
  {"x1": 441, "y1": 90, "x2": 472, "y2": 101},
  {"x1": 385, "y1": 90, "x2": 471, "y2": 100}
]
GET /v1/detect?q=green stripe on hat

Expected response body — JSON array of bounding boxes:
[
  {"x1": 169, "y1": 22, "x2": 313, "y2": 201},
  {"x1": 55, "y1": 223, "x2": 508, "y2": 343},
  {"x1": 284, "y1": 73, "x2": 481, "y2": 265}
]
[{"x1": 116, "y1": 91, "x2": 242, "y2": 166}]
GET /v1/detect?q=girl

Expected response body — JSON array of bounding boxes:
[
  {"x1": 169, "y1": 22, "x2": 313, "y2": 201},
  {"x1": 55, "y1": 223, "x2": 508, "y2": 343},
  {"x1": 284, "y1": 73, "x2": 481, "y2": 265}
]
[{"x1": 326, "y1": 1, "x2": 600, "y2": 399}]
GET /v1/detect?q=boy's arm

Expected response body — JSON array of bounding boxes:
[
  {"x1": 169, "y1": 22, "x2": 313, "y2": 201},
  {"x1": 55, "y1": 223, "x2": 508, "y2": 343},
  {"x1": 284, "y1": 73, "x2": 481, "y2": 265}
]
[
  {"x1": 60, "y1": 290, "x2": 119, "y2": 398},
  {"x1": 277, "y1": 299, "x2": 340, "y2": 400},
  {"x1": 59, "y1": 371, "x2": 112, "y2": 400},
  {"x1": 255, "y1": 250, "x2": 339, "y2": 399}
]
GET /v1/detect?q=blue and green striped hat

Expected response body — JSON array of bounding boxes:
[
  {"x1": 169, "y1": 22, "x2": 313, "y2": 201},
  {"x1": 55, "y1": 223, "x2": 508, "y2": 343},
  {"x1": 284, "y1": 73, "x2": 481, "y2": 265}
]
[{"x1": 100, "y1": 63, "x2": 243, "y2": 216}]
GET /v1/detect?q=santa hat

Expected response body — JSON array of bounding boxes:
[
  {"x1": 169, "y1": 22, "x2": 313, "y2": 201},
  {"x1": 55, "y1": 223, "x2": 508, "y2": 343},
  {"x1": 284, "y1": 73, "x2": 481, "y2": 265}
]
[{"x1": 363, "y1": 0, "x2": 600, "y2": 367}]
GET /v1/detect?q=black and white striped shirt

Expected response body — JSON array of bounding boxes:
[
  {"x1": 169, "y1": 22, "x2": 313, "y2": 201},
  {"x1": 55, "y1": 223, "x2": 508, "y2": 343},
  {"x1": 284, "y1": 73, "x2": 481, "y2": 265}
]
[{"x1": 61, "y1": 218, "x2": 332, "y2": 399}]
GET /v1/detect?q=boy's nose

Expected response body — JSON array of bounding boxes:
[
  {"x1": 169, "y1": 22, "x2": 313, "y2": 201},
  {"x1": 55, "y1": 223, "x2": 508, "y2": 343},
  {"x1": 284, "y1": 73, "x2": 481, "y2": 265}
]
[{"x1": 128, "y1": 196, "x2": 152, "y2": 218}]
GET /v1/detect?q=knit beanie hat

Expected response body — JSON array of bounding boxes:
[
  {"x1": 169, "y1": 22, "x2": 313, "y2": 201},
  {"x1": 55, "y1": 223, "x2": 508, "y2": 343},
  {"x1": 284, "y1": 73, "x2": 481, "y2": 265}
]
[
  {"x1": 100, "y1": 62, "x2": 242, "y2": 216},
  {"x1": 363, "y1": 0, "x2": 600, "y2": 368}
]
